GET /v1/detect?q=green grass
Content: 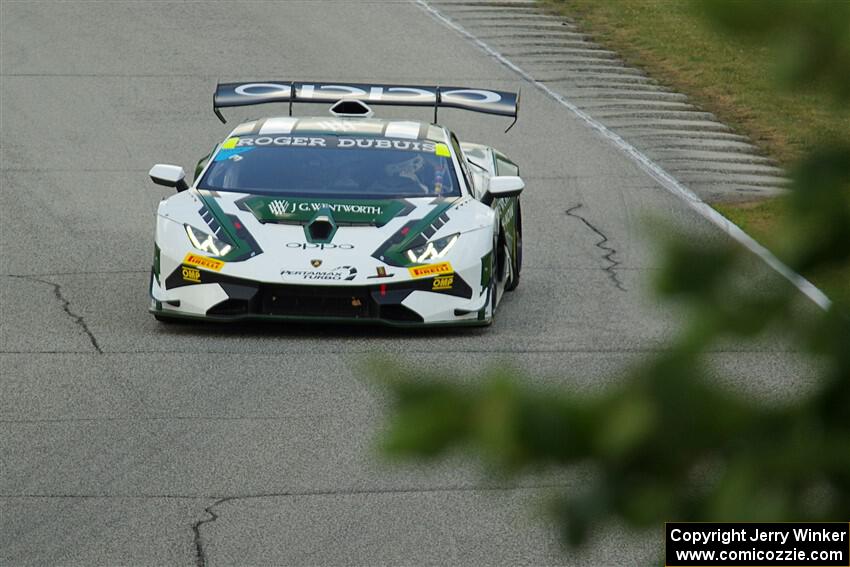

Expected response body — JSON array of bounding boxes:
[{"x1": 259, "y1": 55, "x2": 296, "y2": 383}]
[
  {"x1": 543, "y1": 0, "x2": 850, "y2": 167},
  {"x1": 715, "y1": 200, "x2": 850, "y2": 306},
  {"x1": 544, "y1": 0, "x2": 849, "y2": 304},
  {"x1": 713, "y1": 200, "x2": 788, "y2": 249}
]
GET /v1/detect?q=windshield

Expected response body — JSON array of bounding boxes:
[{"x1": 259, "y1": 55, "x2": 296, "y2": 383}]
[{"x1": 198, "y1": 134, "x2": 460, "y2": 198}]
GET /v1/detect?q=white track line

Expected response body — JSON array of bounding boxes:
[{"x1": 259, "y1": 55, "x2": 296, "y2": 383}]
[{"x1": 416, "y1": 0, "x2": 831, "y2": 311}]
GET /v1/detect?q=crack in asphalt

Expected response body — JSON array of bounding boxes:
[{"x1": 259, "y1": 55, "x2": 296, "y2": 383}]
[
  {"x1": 188, "y1": 481, "x2": 560, "y2": 567},
  {"x1": 565, "y1": 204, "x2": 626, "y2": 291},
  {"x1": 192, "y1": 497, "x2": 233, "y2": 567},
  {"x1": 9, "y1": 275, "x2": 103, "y2": 353},
  {"x1": 10, "y1": 482, "x2": 576, "y2": 565}
]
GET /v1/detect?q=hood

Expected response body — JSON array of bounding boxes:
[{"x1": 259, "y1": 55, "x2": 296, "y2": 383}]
[
  {"x1": 234, "y1": 195, "x2": 416, "y2": 227},
  {"x1": 162, "y1": 189, "x2": 494, "y2": 271}
]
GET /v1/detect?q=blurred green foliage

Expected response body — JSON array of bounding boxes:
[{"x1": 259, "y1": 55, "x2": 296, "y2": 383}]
[
  {"x1": 375, "y1": 0, "x2": 850, "y2": 552},
  {"x1": 697, "y1": 0, "x2": 850, "y2": 103}
]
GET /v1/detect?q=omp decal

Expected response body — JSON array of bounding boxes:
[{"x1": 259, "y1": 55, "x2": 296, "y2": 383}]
[
  {"x1": 373, "y1": 270, "x2": 471, "y2": 300},
  {"x1": 408, "y1": 262, "x2": 452, "y2": 278},
  {"x1": 181, "y1": 266, "x2": 201, "y2": 283},
  {"x1": 183, "y1": 253, "x2": 225, "y2": 272},
  {"x1": 435, "y1": 143, "x2": 451, "y2": 157},
  {"x1": 221, "y1": 137, "x2": 239, "y2": 149},
  {"x1": 163, "y1": 262, "x2": 236, "y2": 291},
  {"x1": 432, "y1": 275, "x2": 453, "y2": 290}
]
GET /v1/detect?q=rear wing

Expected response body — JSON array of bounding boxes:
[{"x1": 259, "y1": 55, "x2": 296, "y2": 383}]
[{"x1": 213, "y1": 81, "x2": 520, "y2": 131}]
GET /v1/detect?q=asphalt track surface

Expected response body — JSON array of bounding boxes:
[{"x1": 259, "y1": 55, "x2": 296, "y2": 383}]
[{"x1": 0, "y1": 1, "x2": 820, "y2": 565}]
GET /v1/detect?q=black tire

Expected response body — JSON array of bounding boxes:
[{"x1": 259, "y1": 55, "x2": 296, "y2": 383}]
[{"x1": 505, "y1": 200, "x2": 522, "y2": 291}]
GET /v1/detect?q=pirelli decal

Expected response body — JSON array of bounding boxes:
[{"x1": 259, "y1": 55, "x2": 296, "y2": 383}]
[
  {"x1": 408, "y1": 262, "x2": 453, "y2": 279},
  {"x1": 183, "y1": 253, "x2": 225, "y2": 272}
]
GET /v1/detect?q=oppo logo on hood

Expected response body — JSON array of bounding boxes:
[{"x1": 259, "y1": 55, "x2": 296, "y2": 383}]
[{"x1": 286, "y1": 242, "x2": 354, "y2": 250}]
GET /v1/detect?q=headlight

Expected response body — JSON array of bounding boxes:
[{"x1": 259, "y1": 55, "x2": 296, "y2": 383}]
[
  {"x1": 184, "y1": 224, "x2": 233, "y2": 257},
  {"x1": 405, "y1": 233, "x2": 459, "y2": 263}
]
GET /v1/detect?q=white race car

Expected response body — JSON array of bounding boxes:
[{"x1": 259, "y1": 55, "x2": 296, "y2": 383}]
[{"x1": 149, "y1": 81, "x2": 524, "y2": 326}]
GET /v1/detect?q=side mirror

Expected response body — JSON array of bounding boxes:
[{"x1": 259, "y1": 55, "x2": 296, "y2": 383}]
[
  {"x1": 482, "y1": 175, "x2": 524, "y2": 205},
  {"x1": 149, "y1": 164, "x2": 188, "y2": 192}
]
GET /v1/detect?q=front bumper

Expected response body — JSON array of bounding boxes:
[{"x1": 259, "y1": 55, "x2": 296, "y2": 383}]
[{"x1": 149, "y1": 265, "x2": 489, "y2": 327}]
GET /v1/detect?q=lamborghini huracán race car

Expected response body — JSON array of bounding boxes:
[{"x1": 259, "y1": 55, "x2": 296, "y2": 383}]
[{"x1": 149, "y1": 81, "x2": 525, "y2": 326}]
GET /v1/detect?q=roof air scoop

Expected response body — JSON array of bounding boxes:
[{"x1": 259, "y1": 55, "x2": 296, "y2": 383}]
[
  {"x1": 305, "y1": 210, "x2": 338, "y2": 244},
  {"x1": 329, "y1": 99, "x2": 374, "y2": 118}
]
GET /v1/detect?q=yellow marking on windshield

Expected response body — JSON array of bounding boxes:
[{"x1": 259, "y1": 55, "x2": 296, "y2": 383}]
[
  {"x1": 221, "y1": 137, "x2": 239, "y2": 149},
  {"x1": 435, "y1": 143, "x2": 451, "y2": 157}
]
